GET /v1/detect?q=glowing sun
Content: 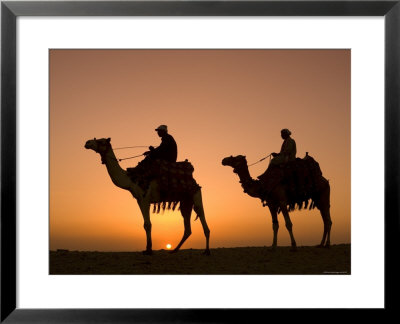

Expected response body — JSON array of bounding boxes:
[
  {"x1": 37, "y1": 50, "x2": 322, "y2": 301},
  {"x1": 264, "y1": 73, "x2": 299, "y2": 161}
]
[{"x1": 166, "y1": 244, "x2": 172, "y2": 250}]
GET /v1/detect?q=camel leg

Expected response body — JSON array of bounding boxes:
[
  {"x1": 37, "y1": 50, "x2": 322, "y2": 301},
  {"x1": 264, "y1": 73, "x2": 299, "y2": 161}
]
[
  {"x1": 268, "y1": 206, "x2": 279, "y2": 250},
  {"x1": 324, "y1": 209, "x2": 332, "y2": 247},
  {"x1": 319, "y1": 208, "x2": 332, "y2": 248},
  {"x1": 138, "y1": 200, "x2": 152, "y2": 255},
  {"x1": 171, "y1": 201, "x2": 192, "y2": 253},
  {"x1": 281, "y1": 205, "x2": 297, "y2": 251},
  {"x1": 193, "y1": 190, "x2": 210, "y2": 255},
  {"x1": 316, "y1": 184, "x2": 332, "y2": 248},
  {"x1": 316, "y1": 180, "x2": 332, "y2": 248}
]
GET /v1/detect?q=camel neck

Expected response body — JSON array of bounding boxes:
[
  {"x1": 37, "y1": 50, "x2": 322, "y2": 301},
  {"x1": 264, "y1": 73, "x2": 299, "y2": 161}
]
[
  {"x1": 234, "y1": 163, "x2": 261, "y2": 198},
  {"x1": 234, "y1": 164, "x2": 251, "y2": 182},
  {"x1": 102, "y1": 147, "x2": 132, "y2": 190}
]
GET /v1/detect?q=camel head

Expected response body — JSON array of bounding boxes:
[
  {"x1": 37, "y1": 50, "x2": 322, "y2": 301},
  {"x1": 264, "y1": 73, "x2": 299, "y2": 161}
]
[
  {"x1": 221, "y1": 155, "x2": 248, "y2": 171},
  {"x1": 222, "y1": 155, "x2": 261, "y2": 197},
  {"x1": 85, "y1": 138, "x2": 112, "y2": 164}
]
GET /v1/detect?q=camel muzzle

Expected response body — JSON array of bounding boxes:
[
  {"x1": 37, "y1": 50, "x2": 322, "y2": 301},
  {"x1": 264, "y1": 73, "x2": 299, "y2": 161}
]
[{"x1": 221, "y1": 158, "x2": 229, "y2": 166}]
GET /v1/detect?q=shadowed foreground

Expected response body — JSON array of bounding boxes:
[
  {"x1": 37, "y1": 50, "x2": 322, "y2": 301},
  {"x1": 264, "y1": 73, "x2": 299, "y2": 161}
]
[{"x1": 50, "y1": 244, "x2": 350, "y2": 275}]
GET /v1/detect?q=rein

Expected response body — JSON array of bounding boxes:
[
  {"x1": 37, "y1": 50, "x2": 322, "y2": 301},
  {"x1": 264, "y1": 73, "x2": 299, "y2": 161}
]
[
  {"x1": 248, "y1": 154, "x2": 272, "y2": 167},
  {"x1": 113, "y1": 145, "x2": 148, "y2": 150},
  {"x1": 99, "y1": 144, "x2": 145, "y2": 164},
  {"x1": 118, "y1": 153, "x2": 144, "y2": 162},
  {"x1": 112, "y1": 145, "x2": 148, "y2": 161}
]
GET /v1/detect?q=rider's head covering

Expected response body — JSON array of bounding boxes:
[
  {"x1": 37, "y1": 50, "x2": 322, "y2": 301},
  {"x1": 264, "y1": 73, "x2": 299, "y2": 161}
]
[
  {"x1": 155, "y1": 125, "x2": 168, "y2": 132},
  {"x1": 281, "y1": 128, "x2": 291, "y2": 136}
]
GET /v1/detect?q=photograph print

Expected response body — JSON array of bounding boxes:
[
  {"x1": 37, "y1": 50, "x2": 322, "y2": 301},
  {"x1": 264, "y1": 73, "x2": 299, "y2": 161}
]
[{"x1": 49, "y1": 49, "x2": 350, "y2": 275}]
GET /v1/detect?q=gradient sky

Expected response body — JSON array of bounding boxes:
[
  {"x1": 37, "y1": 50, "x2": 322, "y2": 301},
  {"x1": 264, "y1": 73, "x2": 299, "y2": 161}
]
[{"x1": 50, "y1": 49, "x2": 350, "y2": 252}]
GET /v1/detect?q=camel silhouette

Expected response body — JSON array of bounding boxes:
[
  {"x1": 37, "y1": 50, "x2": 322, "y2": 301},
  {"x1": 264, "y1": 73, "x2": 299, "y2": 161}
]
[
  {"x1": 222, "y1": 155, "x2": 332, "y2": 251},
  {"x1": 85, "y1": 138, "x2": 210, "y2": 255}
]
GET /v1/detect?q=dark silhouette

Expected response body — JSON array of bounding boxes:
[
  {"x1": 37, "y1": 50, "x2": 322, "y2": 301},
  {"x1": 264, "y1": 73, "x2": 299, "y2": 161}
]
[
  {"x1": 85, "y1": 137, "x2": 210, "y2": 255},
  {"x1": 222, "y1": 152, "x2": 332, "y2": 251},
  {"x1": 144, "y1": 125, "x2": 177, "y2": 163},
  {"x1": 270, "y1": 128, "x2": 296, "y2": 166},
  {"x1": 258, "y1": 129, "x2": 297, "y2": 197}
]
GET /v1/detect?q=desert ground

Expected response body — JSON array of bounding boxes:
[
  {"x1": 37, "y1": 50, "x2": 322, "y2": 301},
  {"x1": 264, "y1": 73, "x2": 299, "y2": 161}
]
[{"x1": 50, "y1": 244, "x2": 350, "y2": 275}]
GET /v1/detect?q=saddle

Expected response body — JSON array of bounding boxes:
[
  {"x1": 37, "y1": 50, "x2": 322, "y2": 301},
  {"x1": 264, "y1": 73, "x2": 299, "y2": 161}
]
[
  {"x1": 127, "y1": 159, "x2": 201, "y2": 212},
  {"x1": 257, "y1": 154, "x2": 323, "y2": 207}
]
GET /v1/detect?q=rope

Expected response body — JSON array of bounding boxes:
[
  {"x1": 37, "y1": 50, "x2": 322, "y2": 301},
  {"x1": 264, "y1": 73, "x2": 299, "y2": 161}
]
[
  {"x1": 113, "y1": 145, "x2": 148, "y2": 150},
  {"x1": 248, "y1": 154, "x2": 272, "y2": 167},
  {"x1": 118, "y1": 153, "x2": 145, "y2": 162},
  {"x1": 111, "y1": 145, "x2": 148, "y2": 162}
]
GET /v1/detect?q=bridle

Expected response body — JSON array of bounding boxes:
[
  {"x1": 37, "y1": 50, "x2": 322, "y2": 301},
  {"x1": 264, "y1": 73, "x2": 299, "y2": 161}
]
[
  {"x1": 93, "y1": 141, "x2": 112, "y2": 164},
  {"x1": 92, "y1": 139, "x2": 144, "y2": 164}
]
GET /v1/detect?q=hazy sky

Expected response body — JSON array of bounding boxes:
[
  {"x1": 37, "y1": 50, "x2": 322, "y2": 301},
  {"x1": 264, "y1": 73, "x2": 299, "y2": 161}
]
[{"x1": 50, "y1": 49, "x2": 350, "y2": 251}]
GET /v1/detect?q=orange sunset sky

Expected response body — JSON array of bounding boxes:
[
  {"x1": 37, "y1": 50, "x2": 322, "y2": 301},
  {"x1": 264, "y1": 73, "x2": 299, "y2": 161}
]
[{"x1": 50, "y1": 49, "x2": 350, "y2": 252}]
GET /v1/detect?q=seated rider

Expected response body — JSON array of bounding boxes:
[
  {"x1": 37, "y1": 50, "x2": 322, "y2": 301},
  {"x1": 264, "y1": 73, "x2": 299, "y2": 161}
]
[
  {"x1": 143, "y1": 124, "x2": 178, "y2": 163},
  {"x1": 258, "y1": 128, "x2": 297, "y2": 196},
  {"x1": 269, "y1": 128, "x2": 296, "y2": 167}
]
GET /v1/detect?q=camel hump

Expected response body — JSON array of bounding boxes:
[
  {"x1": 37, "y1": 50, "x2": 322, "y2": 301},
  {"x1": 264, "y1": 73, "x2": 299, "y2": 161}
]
[
  {"x1": 127, "y1": 159, "x2": 201, "y2": 213},
  {"x1": 153, "y1": 159, "x2": 201, "y2": 213},
  {"x1": 157, "y1": 159, "x2": 195, "y2": 174},
  {"x1": 301, "y1": 153, "x2": 323, "y2": 178},
  {"x1": 282, "y1": 154, "x2": 323, "y2": 185},
  {"x1": 258, "y1": 154, "x2": 325, "y2": 211},
  {"x1": 281, "y1": 154, "x2": 324, "y2": 206},
  {"x1": 155, "y1": 159, "x2": 199, "y2": 191},
  {"x1": 127, "y1": 159, "x2": 195, "y2": 178}
]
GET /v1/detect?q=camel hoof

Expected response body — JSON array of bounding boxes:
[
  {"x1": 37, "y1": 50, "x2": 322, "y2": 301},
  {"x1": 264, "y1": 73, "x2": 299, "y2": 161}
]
[
  {"x1": 290, "y1": 246, "x2": 297, "y2": 252},
  {"x1": 169, "y1": 249, "x2": 179, "y2": 254},
  {"x1": 142, "y1": 250, "x2": 153, "y2": 255},
  {"x1": 316, "y1": 244, "x2": 324, "y2": 248},
  {"x1": 203, "y1": 249, "x2": 211, "y2": 256},
  {"x1": 324, "y1": 244, "x2": 331, "y2": 249}
]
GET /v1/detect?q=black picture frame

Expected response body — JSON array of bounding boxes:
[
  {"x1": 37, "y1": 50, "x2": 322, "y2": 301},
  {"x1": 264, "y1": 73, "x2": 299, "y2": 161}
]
[{"x1": 1, "y1": 0, "x2": 398, "y2": 322}]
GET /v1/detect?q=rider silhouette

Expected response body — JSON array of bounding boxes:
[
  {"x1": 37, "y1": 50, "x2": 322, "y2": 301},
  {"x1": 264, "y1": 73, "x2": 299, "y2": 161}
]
[
  {"x1": 144, "y1": 125, "x2": 177, "y2": 163},
  {"x1": 270, "y1": 128, "x2": 296, "y2": 166},
  {"x1": 258, "y1": 128, "x2": 297, "y2": 197}
]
